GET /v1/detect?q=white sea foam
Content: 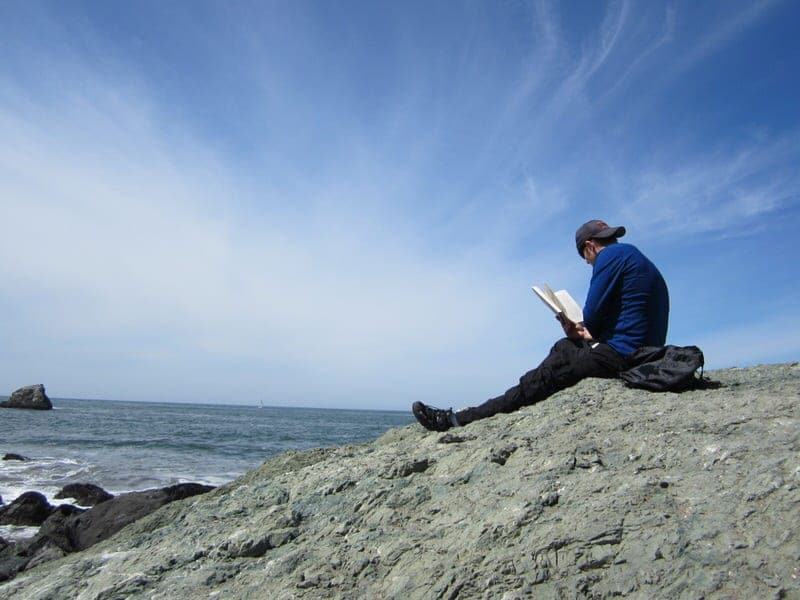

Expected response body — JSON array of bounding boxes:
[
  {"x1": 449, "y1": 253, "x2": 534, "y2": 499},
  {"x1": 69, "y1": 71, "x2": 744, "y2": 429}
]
[
  {"x1": 0, "y1": 524, "x2": 39, "y2": 542},
  {"x1": 0, "y1": 455, "x2": 97, "y2": 505}
]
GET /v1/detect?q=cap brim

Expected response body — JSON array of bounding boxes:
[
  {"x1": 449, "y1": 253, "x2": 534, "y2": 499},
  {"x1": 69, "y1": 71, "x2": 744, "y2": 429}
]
[{"x1": 594, "y1": 225, "x2": 626, "y2": 239}]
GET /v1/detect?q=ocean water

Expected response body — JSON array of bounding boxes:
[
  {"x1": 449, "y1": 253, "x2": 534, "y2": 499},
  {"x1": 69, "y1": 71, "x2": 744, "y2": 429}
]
[{"x1": 0, "y1": 397, "x2": 413, "y2": 540}]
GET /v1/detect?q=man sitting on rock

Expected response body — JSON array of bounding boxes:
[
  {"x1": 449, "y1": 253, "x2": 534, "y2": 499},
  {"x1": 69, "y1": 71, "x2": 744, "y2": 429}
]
[{"x1": 412, "y1": 220, "x2": 670, "y2": 431}]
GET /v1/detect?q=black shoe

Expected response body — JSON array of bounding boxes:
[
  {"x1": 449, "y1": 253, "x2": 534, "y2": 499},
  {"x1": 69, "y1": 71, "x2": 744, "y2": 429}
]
[{"x1": 412, "y1": 401, "x2": 456, "y2": 432}]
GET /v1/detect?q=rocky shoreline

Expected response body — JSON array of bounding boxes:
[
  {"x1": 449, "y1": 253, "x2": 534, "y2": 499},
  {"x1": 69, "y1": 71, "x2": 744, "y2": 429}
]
[
  {"x1": 1, "y1": 363, "x2": 798, "y2": 599},
  {"x1": 0, "y1": 480, "x2": 214, "y2": 582}
]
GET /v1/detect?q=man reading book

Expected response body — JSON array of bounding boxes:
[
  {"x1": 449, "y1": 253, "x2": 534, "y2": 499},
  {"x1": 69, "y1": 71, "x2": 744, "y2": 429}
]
[{"x1": 412, "y1": 219, "x2": 669, "y2": 431}]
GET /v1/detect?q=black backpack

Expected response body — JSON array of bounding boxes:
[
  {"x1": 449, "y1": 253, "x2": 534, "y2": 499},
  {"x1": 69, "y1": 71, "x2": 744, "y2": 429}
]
[{"x1": 620, "y1": 345, "x2": 713, "y2": 392}]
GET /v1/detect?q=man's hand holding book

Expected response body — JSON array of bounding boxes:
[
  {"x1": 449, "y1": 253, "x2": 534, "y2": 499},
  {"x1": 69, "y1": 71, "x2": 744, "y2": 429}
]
[{"x1": 556, "y1": 313, "x2": 593, "y2": 341}]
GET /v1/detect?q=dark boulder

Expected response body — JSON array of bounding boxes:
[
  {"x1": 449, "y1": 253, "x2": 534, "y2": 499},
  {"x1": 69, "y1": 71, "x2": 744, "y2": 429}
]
[
  {"x1": 0, "y1": 385, "x2": 52, "y2": 410},
  {"x1": 39, "y1": 483, "x2": 214, "y2": 551},
  {"x1": 0, "y1": 483, "x2": 214, "y2": 582},
  {"x1": 55, "y1": 483, "x2": 113, "y2": 506},
  {"x1": 29, "y1": 504, "x2": 86, "y2": 553},
  {"x1": 160, "y1": 482, "x2": 215, "y2": 502},
  {"x1": 0, "y1": 492, "x2": 52, "y2": 526},
  {"x1": 0, "y1": 554, "x2": 27, "y2": 583},
  {"x1": 2, "y1": 453, "x2": 29, "y2": 461},
  {"x1": 0, "y1": 505, "x2": 84, "y2": 581}
]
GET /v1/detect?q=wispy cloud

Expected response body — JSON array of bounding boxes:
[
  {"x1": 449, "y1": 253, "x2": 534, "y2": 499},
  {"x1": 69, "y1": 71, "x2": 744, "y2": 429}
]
[
  {"x1": 670, "y1": 0, "x2": 781, "y2": 78},
  {"x1": 618, "y1": 135, "x2": 800, "y2": 237},
  {"x1": 0, "y1": 1, "x2": 797, "y2": 407},
  {"x1": 0, "y1": 49, "x2": 558, "y2": 407}
]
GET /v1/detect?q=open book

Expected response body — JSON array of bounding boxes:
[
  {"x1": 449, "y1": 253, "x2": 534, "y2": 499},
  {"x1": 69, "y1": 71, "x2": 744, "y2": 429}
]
[{"x1": 532, "y1": 284, "x2": 583, "y2": 324}]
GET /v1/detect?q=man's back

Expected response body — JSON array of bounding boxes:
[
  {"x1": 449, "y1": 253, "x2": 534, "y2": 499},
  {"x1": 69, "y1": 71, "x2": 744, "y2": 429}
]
[{"x1": 582, "y1": 242, "x2": 669, "y2": 356}]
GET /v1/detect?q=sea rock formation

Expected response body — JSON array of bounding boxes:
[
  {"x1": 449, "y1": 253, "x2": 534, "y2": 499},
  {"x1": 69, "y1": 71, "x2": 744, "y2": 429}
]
[
  {"x1": 2, "y1": 454, "x2": 29, "y2": 462},
  {"x1": 1, "y1": 363, "x2": 798, "y2": 599},
  {"x1": 58, "y1": 482, "x2": 215, "y2": 552},
  {"x1": 54, "y1": 483, "x2": 113, "y2": 506},
  {"x1": 0, "y1": 483, "x2": 213, "y2": 582},
  {"x1": 36, "y1": 504, "x2": 87, "y2": 548},
  {"x1": 0, "y1": 385, "x2": 52, "y2": 410},
  {"x1": 0, "y1": 492, "x2": 52, "y2": 527}
]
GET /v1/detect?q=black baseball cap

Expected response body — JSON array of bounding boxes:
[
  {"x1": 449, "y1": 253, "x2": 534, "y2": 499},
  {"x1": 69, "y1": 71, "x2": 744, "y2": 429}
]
[{"x1": 575, "y1": 220, "x2": 626, "y2": 257}]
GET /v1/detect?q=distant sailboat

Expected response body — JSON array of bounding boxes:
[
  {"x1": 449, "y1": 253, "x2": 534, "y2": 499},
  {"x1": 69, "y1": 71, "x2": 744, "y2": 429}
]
[{"x1": 258, "y1": 399, "x2": 264, "y2": 409}]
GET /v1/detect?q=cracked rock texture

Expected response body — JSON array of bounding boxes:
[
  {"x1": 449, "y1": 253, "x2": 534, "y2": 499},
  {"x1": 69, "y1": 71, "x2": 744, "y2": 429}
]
[{"x1": 1, "y1": 363, "x2": 798, "y2": 599}]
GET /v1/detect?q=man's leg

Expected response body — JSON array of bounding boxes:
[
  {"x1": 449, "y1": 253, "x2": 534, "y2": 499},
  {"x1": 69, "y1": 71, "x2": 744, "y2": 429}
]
[{"x1": 455, "y1": 338, "x2": 625, "y2": 426}]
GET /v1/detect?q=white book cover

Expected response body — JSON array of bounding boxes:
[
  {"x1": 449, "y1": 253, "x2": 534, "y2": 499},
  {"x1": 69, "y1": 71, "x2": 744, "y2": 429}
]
[{"x1": 532, "y1": 284, "x2": 583, "y2": 324}]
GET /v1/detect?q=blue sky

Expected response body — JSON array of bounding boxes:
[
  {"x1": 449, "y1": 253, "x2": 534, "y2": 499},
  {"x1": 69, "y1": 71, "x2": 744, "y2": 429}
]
[{"x1": 1, "y1": 1, "x2": 798, "y2": 409}]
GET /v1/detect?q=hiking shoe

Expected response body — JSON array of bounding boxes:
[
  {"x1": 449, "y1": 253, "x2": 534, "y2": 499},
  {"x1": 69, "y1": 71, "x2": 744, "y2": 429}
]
[{"x1": 412, "y1": 401, "x2": 456, "y2": 432}]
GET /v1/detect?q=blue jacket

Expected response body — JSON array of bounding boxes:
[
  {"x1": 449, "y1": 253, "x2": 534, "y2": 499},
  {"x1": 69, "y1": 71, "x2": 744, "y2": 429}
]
[{"x1": 582, "y1": 243, "x2": 669, "y2": 356}]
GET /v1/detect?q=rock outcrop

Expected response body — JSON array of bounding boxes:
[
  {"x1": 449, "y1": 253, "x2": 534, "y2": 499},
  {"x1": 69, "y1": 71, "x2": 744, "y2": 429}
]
[
  {"x1": 0, "y1": 385, "x2": 52, "y2": 410},
  {"x1": 54, "y1": 483, "x2": 113, "y2": 506},
  {"x1": 2, "y1": 454, "x2": 29, "y2": 462},
  {"x1": 0, "y1": 492, "x2": 52, "y2": 527},
  {"x1": 0, "y1": 484, "x2": 213, "y2": 582},
  {"x1": 1, "y1": 363, "x2": 798, "y2": 599},
  {"x1": 58, "y1": 482, "x2": 214, "y2": 552}
]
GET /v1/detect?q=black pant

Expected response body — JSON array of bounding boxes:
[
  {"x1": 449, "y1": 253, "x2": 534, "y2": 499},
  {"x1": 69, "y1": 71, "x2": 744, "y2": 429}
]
[{"x1": 456, "y1": 338, "x2": 627, "y2": 425}]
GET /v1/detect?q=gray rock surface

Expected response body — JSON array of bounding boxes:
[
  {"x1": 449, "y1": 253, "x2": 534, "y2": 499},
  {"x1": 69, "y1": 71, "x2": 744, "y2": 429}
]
[
  {"x1": 1, "y1": 363, "x2": 798, "y2": 599},
  {"x1": 0, "y1": 385, "x2": 52, "y2": 410}
]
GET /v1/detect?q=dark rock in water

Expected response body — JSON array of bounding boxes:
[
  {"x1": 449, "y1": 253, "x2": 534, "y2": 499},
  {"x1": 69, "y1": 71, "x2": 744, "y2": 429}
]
[
  {"x1": 54, "y1": 483, "x2": 113, "y2": 506},
  {"x1": 162, "y1": 482, "x2": 215, "y2": 501},
  {"x1": 0, "y1": 505, "x2": 84, "y2": 582},
  {"x1": 0, "y1": 384, "x2": 52, "y2": 410},
  {"x1": 0, "y1": 484, "x2": 214, "y2": 583},
  {"x1": 2, "y1": 453, "x2": 29, "y2": 462},
  {"x1": 30, "y1": 504, "x2": 86, "y2": 553},
  {"x1": 29, "y1": 482, "x2": 215, "y2": 556},
  {"x1": 0, "y1": 492, "x2": 52, "y2": 526}
]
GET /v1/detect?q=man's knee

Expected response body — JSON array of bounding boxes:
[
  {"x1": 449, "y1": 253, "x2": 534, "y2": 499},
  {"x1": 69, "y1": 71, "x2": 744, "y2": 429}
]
[{"x1": 551, "y1": 337, "x2": 575, "y2": 353}]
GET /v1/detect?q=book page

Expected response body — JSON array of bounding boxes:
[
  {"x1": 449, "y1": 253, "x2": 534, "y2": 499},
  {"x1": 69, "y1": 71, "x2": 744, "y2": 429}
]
[
  {"x1": 554, "y1": 290, "x2": 583, "y2": 323},
  {"x1": 543, "y1": 284, "x2": 566, "y2": 314},
  {"x1": 532, "y1": 284, "x2": 584, "y2": 325},
  {"x1": 532, "y1": 286, "x2": 561, "y2": 315}
]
